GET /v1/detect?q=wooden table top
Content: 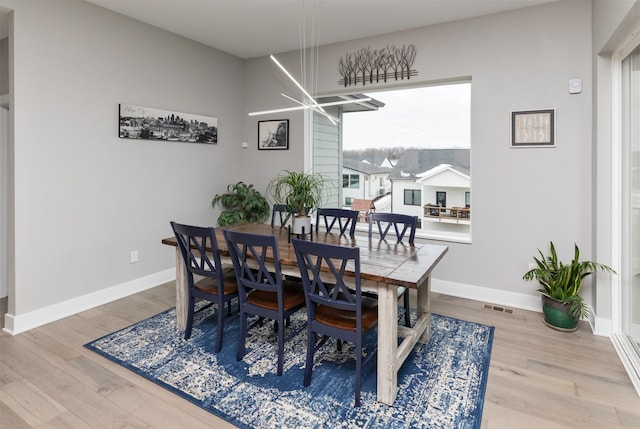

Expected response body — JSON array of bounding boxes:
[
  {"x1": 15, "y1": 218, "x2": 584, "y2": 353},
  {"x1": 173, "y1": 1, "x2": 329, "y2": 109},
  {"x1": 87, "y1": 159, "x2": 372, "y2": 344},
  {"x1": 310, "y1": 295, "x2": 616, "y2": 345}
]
[{"x1": 162, "y1": 222, "x2": 448, "y2": 289}]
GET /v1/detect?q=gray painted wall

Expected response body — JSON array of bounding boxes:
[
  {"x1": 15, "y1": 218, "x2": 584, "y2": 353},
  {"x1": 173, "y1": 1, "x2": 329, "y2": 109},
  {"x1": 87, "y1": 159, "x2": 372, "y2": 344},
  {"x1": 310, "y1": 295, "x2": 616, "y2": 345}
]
[
  {"x1": 593, "y1": 0, "x2": 638, "y2": 54},
  {"x1": 2, "y1": 0, "x2": 244, "y2": 319},
  {"x1": 0, "y1": 37, "x2": 7, "y2": 95}
]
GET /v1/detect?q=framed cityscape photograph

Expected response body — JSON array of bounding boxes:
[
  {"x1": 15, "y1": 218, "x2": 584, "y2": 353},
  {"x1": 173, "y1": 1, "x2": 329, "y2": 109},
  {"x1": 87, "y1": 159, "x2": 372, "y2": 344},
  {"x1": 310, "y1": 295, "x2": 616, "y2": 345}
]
[
  {"x1": 511, "y1": 109, "x2": 555, "y2": 148},
  {"x1": 258, "y1": 119, "x2": 289, "y2": 150},
  {"x1": 119, "y1": 104, "x2": 218, "y2": 144}
]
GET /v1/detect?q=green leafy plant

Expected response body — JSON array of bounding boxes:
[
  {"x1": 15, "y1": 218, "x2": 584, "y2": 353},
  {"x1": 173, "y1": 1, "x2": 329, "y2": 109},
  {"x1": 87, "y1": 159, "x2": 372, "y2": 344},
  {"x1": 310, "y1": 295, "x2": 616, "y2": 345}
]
[
  {"x1": 523, "y1": 241, "x2": 615, "y2": 319},
  {"x1": 267, "y1": 170, "x2": 328, "y2": 217},
  {"x1": 211, "y1": 182, "x2": 270, "y2": 226}
]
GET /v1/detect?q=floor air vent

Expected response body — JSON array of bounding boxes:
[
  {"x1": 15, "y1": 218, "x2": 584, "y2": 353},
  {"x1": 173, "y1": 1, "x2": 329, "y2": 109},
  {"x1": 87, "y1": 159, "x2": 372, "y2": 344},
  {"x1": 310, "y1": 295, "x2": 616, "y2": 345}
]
[{"x1": 483, "y1": 304, "x2": 514, "y2": 314}]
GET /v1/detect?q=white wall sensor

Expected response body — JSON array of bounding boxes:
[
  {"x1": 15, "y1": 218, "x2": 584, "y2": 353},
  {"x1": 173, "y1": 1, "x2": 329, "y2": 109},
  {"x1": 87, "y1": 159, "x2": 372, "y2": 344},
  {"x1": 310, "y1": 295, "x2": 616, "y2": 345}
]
[{"x1": 569, "y1": 79, "x2": 582, "y2": 94}]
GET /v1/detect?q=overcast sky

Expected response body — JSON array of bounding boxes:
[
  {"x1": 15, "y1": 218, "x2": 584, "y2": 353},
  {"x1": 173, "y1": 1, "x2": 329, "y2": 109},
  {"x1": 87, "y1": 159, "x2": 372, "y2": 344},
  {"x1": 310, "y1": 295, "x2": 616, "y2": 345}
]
[{"x1": 342, "y1": 82, "x2": 471, "y2": 150}]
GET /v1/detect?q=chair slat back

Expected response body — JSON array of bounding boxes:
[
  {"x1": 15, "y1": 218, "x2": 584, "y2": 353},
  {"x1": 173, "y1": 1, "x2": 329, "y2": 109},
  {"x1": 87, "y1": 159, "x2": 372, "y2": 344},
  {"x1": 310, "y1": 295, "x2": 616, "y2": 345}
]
[
  {"x1": 292, "y1": 238, "x2": 361, "y2": 315},
  {"x1": 271, "y1": 204, "x2": 292, "y2": 228},
  {"x1": 368, "y1": 212, "x2": 417, "y2": 244},
  {"x1": 223, "y1": 229, "x2": 282, "y2": 295},
  {"x1": 171, "y1": 221, "x2": 224, "y2": 279},
  {"x1": 315, "y1": 208, "x2": 358, "y2": 236}
]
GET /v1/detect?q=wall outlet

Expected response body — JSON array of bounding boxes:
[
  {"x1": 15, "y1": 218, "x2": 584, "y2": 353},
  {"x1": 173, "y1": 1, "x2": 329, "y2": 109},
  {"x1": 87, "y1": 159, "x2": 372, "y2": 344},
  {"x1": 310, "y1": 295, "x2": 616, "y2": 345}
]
[{"x1": 129, "y1": 250, "x2": 139, "y2": 264}]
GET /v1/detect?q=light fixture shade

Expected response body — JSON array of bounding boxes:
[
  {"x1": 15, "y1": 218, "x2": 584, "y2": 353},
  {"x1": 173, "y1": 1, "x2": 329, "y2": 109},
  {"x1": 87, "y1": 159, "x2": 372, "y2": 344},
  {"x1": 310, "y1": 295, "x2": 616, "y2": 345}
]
[{"x1": 248, "y1": 97, "x2": 371, "y2": 118}]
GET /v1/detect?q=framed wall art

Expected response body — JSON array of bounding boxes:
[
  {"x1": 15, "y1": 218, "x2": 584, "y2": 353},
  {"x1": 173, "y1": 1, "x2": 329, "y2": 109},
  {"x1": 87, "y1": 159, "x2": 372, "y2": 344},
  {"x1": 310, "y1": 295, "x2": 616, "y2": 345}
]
[
  {"x1": 511, "y1": 109, "x2": 555, "y2": 148},
  {"x1": 258, "y1": 119, "x2": 289, "y2": 150},
  {"x1": 119, "y1": 104, "x2": 218, "y2": 144}
]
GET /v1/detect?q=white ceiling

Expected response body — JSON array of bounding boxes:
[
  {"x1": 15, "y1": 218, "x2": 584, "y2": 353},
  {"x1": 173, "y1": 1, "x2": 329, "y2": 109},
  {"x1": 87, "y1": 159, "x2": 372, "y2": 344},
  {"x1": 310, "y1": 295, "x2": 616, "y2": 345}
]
[{"x1": 86, "y1": 0, "x2": 557, "y2": 59}]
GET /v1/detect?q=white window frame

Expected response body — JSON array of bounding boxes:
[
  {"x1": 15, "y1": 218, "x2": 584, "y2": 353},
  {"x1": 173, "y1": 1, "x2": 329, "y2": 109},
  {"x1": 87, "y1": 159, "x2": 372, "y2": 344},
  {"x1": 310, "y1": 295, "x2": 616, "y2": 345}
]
[
  {"x1": 609, "y1": 20, "x2": 640, "y2": 397},
  {"x1": 306, "y1": 80, "x2": 472, "y2": 245}
]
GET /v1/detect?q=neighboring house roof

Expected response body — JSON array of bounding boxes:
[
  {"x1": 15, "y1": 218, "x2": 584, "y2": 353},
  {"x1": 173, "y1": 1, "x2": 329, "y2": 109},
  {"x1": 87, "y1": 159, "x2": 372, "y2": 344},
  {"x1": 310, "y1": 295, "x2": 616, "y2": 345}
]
[
  {"x1": 343, "y1": 157, "x2": 393, "y2": 175},
  {"x1": 415, "y1": 163, "x2": 471, "y2": 188},
  {"x1": 380, "y1": 158, "x2": 397, "y2": 168},
  {"x1": 345, "y1": 153, "x2": 392, "y2": 168},
  {"x1": 388, "y1": 148, "x2": 470, "y2": 180},
  {"x1": 358, "y1": 155, "x2": 387, "y2": 167},
  {"x1": 416, "y1": 163, "x2": 470, "y2": 181},
  {"x1": 361, "y1": 156, "x2": 398, "y2": 168}
]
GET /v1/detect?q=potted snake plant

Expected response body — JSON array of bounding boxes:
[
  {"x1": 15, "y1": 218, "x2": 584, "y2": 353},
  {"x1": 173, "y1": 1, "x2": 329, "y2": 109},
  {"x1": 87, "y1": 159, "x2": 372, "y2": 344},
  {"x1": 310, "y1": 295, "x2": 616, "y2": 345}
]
[{"x1": 522, "y1": 241, "x2": 615, "y2": 331}]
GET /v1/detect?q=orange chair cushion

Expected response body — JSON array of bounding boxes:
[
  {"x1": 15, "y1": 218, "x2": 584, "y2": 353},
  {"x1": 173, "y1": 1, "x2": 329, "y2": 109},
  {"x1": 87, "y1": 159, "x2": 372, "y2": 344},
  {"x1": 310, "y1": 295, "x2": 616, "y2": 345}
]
[
  {"x1": 247, "y1": 280, "x2": 305, "y2": 311},
  {"x1": 194, "y1": 266, "x2": 237, "y2": 296},
  {"x1": 314, "y1": 296, "x2": 378, "y2": 332}
]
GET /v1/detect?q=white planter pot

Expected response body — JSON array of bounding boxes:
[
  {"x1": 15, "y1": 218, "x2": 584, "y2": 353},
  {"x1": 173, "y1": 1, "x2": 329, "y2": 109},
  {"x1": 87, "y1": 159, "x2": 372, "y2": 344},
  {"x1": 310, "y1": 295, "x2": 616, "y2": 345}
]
[{"x1": 292, "y1": 216, "x2": 312, "y2": 235}]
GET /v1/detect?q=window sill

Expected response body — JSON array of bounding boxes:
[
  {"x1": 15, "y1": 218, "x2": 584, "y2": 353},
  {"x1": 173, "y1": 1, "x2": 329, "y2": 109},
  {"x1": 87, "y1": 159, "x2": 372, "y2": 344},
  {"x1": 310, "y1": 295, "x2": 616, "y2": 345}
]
[
  {"x1": 353, "y1": 224, "x2": 471, "y2": 245},
  {"x1": 415, "y1": 229, "x2": 471, "y2": 245}
]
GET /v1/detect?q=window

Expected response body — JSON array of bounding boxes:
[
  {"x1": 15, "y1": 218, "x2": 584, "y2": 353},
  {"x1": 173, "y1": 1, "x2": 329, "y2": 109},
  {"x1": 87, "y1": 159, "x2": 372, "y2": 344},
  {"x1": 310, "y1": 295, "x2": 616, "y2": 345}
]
[
  {"x1": 345, "y1": 196, "x2": 354, "y2": 206},
  {"x1": 315, "y1": 81, "x2": 471, "y2": 243},
  {"x1": 619, "y1": 38, "x2": 640, "y2": 385},
  {"x1": 342, "y1": 174, "x2": 359, "y2": 188},
  {"x1": 436, "y1": 191, "x2": 447, "y2": 207},
  {"x1": 404, "y1": 189, "x2": 421, "y2": 206}
]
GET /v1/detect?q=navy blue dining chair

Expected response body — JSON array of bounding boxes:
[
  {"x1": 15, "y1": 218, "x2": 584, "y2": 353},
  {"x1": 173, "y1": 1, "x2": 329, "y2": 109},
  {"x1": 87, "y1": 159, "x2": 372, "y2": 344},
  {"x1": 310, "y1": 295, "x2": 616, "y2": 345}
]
[
  {"x1": 223, "y1": 229, "x2": 306, "y2": 376},
  {"x1": 271, "y1": 204, "x2": 292, "y2": 228},
  {"x1": 170, "y1": 221, "x2": 238, "y2": 353},
  {"x1": 315, "y1": 208, "x2": 359, "y2": 236},
  {"x1": 368, "y1": 212, "x2": 417, "y2": 245},
  {"x1": 368, "y1": 212, "x2": 418, "y2": 327},
  {"x1": 292, "y1": 238, "x2": 378, "y2": 407}
]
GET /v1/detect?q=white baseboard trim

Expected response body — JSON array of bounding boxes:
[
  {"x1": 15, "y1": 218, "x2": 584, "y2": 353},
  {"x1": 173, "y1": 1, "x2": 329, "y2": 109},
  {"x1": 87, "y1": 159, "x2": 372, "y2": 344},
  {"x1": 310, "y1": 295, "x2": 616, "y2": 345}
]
[
  {"x1": 592, "y1": 316, "x2": 612, "y2": 337},
  {"x1": 3, "y1": 272, "x2": 614, "y2": 339},
  {"x1": 431, "y1": 278, "x2": 541, "y2": 313},
  {"x1": 431, "y1": 279, "x2": 614, "y2": 337},
  {"x1": 2, "y1": 268, "x2": 175, "y2": 335}
]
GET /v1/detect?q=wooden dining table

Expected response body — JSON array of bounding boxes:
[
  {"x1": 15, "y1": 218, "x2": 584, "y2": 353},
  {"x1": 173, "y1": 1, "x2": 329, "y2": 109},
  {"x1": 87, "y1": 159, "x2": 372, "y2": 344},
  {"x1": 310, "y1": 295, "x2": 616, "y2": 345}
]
[{"x1": 162, "y1": 222, "x2": 448, "y2": 405}]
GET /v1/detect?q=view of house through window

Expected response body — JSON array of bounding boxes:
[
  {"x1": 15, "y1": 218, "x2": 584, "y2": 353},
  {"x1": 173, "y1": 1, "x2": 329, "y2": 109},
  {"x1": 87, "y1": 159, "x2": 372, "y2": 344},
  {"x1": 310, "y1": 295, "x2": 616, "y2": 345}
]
[{"x1": 341, "y1": 82, "x2": 471, "y2": 241}]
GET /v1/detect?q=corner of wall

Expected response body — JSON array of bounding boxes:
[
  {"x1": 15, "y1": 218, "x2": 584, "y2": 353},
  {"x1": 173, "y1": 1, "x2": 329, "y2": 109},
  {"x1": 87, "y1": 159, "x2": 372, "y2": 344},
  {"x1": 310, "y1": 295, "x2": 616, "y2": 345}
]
[{"x1": 592, "y1": 315, "x2": 613, "y2": 337}]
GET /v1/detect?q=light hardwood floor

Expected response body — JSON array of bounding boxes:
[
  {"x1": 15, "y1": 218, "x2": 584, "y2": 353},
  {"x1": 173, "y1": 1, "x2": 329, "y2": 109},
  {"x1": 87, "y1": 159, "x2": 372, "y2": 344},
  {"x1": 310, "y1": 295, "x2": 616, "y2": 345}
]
[{"x1": 1, "y1": 284, "x2": 639, "y2": 428}]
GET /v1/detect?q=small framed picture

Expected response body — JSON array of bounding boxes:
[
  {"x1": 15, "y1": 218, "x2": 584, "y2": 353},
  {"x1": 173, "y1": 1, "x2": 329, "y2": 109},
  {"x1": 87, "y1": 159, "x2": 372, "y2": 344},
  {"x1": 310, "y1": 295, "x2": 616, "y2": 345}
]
[
  {"x1": 511, "y1": 109, "x2": 555, "y2": 148},
  {"x1": 258, "y1": 119, "x2": 289, "y2": 150}
]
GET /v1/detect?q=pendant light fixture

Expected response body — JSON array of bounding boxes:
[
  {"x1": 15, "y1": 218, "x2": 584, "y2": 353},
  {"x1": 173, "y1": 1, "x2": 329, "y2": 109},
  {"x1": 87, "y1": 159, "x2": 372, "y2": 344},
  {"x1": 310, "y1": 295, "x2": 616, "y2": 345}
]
[{"x1": 248, "y1": 1, "x2": 371, "y2": 122}]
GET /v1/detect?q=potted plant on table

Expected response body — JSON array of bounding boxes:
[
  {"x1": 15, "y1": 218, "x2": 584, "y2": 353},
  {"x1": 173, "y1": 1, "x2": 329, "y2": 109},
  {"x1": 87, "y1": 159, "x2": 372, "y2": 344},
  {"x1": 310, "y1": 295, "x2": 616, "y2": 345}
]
[
  {"x1": 522, "y1": 241, "x2": 615, "y2": 331},
  {"x1": 267, "y1": 170, "x2": 327, "y2": 234},
  {"x1": 211, "y1": 181, "x2": 270, "y2": 226}
]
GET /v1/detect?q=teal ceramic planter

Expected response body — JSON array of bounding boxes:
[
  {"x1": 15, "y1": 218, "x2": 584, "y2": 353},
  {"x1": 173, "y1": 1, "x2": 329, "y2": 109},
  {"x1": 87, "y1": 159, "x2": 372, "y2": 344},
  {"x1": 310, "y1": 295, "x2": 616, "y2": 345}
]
[{"x1": 541, "y1": 295, "x2": 578, "y2": 331}]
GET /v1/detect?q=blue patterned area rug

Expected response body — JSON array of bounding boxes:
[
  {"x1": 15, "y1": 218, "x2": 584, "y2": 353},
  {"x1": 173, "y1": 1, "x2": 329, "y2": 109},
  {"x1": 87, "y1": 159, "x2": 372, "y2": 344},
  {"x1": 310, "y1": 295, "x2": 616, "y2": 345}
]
[{"x1": 85, "y1": 305, "x2": 494, "y2": 429}]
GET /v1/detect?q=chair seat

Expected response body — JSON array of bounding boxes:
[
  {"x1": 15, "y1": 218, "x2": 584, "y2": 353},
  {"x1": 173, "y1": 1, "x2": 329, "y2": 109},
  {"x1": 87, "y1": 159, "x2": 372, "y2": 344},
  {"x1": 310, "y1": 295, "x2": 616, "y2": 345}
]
[
  {"x1": 194, "y1": 267, "x2": 237, "y2": 295},
  {"x1": 315, "y1": 296, "x2": 378, "y2": 332},
  {"x1": 247, "y1": 280, "x2": 306, "y2": 311}
]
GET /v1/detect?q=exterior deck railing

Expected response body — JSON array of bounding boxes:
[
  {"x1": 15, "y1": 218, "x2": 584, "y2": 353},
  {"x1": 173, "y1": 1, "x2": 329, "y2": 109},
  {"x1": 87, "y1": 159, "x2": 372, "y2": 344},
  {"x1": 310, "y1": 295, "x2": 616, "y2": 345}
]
[{"x1": 423, "y1": 205, "x2": 471, "y2": 223}]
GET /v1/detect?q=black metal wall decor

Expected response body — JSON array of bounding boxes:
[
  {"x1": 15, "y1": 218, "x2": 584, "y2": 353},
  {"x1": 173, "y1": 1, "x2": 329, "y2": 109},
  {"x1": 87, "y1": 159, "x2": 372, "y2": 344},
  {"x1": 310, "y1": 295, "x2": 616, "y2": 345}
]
[{"x1": 338, "y1": 44, "x2": 417, "y2": 87}]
